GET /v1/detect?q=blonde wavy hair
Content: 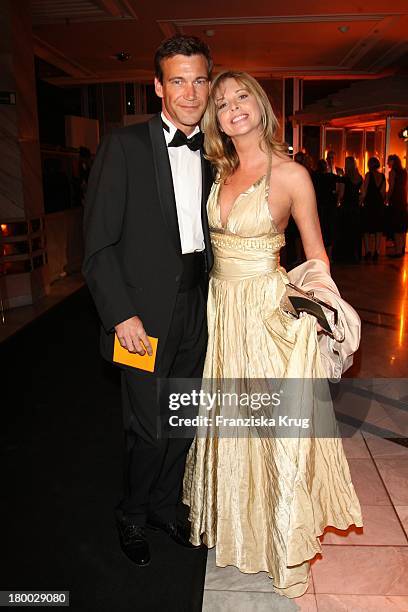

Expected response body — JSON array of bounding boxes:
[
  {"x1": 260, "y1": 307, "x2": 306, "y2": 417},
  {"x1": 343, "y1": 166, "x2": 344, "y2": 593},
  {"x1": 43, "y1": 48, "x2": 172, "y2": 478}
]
[{"x1": 202, "y1": 71, "x2": 287, "y2": 181}]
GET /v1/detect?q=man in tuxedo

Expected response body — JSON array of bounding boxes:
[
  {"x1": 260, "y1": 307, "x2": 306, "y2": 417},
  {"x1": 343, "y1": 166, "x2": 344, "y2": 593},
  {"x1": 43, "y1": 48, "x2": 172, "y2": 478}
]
[{"x1": 82, "y1": 35, "x2": 213, "y2": 566}]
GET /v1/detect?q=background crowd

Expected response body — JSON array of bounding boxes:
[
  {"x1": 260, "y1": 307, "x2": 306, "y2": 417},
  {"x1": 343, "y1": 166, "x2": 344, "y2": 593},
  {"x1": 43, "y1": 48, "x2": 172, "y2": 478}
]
[
  {"x1": 47, "y1": 142, "x2": 407, "y2": 268},
  {"x1": 284, "y1": 150, "x2": 408, "y2": 269}
]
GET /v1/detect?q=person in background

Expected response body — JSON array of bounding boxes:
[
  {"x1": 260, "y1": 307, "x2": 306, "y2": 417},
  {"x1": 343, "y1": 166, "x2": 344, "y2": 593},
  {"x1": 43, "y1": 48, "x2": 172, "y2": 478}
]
[
  {"x1": 326, "y1": 149, "x2": 344, "y2": 176},
  {"x1": 386, "y1": 154, "x2": 407, "y2": 258},
  {"x1": 42, "y1": 157, "x2": 71, "y2": 213},
  {"x1": 334, "y1": 156, "x2": 363, "y2": 263},
  {"x1": 294, "y1": 150, "x2": 313, "y2": 174},
  {"x1": 361, "y1": 156, "x2": 386, "y2": 262},
  {"x1": 326, "y1": 151, "x2": 345, "y2": 258},
  {"x1": 312, "y1": 158, "x2": 341, "y2": 262}
]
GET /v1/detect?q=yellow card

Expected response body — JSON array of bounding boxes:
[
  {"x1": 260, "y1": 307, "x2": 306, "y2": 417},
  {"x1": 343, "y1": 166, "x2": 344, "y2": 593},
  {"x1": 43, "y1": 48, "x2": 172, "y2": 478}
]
[{"x1": 113, "y1": 334, "x2": 158, "y2": 372}]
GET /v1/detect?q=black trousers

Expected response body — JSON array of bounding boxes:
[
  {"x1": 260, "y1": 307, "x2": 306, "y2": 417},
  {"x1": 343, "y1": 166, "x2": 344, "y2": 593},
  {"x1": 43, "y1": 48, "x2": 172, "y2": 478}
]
[{"x1": 118, "y1": 284, "x2": 207, "y2": 525}]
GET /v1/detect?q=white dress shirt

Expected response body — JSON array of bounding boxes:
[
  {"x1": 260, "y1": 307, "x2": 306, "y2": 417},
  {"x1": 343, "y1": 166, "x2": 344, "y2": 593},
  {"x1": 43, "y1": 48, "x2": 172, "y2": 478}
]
[{"x1": 161, "y1": 113, "x2": 204, "y2": 254}]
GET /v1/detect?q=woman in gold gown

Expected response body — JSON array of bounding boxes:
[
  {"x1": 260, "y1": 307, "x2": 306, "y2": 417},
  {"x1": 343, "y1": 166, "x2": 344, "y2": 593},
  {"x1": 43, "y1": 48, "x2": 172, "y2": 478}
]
[{"x1": 183, "y1": 71, "x2": 363, "y2": 598}]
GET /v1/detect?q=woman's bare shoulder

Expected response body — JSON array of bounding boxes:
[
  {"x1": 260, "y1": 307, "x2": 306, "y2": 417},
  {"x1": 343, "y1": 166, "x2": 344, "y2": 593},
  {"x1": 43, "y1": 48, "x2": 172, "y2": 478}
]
[
  {"x1": 271, "y1": 152, "x2": 291, "y2": 169},
  {"x1": 272, "y1": 154, "x2": 311, "y2": 182}
]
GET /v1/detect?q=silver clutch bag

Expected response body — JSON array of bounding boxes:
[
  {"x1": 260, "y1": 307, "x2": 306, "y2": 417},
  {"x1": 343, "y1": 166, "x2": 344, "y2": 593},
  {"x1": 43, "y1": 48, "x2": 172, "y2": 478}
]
[{"x1": 280, "y1": 282, "x2": 342, "y2": 340}]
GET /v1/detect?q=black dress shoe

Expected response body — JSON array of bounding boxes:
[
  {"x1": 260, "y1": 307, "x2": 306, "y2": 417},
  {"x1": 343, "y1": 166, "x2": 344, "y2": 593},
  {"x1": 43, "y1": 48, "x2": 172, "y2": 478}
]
[
  {"x1": 116, "y1": 519, "x2": 151, "y2": 566},
  {"x1": 146, "y1": 515, "x2": 199, "y2": 549}
]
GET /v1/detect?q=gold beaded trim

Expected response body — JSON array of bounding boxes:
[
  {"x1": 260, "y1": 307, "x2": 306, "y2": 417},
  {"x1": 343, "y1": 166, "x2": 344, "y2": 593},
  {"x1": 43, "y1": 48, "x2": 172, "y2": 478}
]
[{"x1": 211, "y1": 231, "x2": 285, "y2": 252}]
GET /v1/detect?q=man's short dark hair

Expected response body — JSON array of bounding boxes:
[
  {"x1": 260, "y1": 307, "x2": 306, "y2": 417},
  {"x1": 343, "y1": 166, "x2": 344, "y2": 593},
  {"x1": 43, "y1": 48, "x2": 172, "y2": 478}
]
[
  {"x1": 368, "y1": 156, "x2": 381, "y2": 171},
  {"x1": 154, "y1": 35, "x2": 213, "y2": 83}
]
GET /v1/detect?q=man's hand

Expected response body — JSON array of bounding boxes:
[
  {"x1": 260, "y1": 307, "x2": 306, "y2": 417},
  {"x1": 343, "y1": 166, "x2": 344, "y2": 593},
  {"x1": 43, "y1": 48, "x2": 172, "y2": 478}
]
[{"x1": 115, "y1": 316, "x2": 153, "y2": 356}]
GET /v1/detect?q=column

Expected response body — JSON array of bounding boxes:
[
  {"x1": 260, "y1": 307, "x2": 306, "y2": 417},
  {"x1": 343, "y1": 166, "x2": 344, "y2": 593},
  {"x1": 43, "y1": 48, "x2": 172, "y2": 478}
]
[{"x1": 0, "y1": 0, "x2": 49, "y2": 308}]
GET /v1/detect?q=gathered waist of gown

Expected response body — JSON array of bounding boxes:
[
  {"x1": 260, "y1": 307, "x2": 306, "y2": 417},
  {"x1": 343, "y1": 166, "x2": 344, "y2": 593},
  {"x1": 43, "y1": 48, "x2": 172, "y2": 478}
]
[{"x1": 210, "y1": 230, "x2": 286, "y2": 281}]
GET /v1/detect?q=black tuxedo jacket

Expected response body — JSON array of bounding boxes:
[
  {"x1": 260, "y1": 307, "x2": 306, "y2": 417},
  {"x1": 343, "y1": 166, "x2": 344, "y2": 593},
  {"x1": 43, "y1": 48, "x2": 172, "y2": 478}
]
[{"x1": 82, "y1": 113, "x2": 214, "y2": 370}]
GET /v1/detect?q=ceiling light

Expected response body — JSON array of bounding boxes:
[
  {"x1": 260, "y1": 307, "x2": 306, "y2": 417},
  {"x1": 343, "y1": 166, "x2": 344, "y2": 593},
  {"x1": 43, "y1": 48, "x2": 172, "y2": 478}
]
[
  {"x1": 115, "y1": 51, "x2": 131, "y2": 62},
  {"x1": 205, "y1": 29, "x2": 215, "y2": 37},
  {"x1": 338, "y1": 26, "x2": 350, "y2": 33},
  {"x1": 399, "y1": 126, "x2": 408, "y2": 140}
]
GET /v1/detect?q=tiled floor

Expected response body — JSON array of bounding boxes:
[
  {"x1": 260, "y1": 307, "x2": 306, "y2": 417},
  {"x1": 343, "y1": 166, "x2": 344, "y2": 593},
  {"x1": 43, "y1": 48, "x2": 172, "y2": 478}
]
[
  {"x1": 202, "y1": 431, "x2": 408, "y2": 611},
  {"x1": 202, "y1": 255, "x2": 408, "y2": 611},
  {"x1": 334, "y1": 256, "x2": 408, "y2": 378}
]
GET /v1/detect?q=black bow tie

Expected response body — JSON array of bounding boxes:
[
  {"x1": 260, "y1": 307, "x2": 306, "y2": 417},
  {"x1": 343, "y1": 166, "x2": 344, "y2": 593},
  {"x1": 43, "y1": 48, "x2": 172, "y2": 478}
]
[{"x1": 167, "y1": 128, "x2": 204, "y2": 151}]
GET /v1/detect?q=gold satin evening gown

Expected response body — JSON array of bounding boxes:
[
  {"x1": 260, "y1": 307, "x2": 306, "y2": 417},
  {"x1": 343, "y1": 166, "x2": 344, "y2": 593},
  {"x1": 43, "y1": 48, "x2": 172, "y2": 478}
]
[{"x1": 182, "y1": 165, "x2": 363, "y2": 598}]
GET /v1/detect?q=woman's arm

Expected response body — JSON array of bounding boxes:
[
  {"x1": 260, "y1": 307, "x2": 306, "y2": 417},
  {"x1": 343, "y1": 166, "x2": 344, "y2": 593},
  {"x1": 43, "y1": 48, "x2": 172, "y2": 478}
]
[
  {"x1": 289, "y1": 164, "x2": 329, "y2": 267},
  {"x1": 336, "y1": 179, "x2": 345, "y2": 205},
  {"x1": 380, "y1": 173, "x2": 386, "y2": 199},
  {"x1": 387, "y1": 170, "x2": 395, "y2": 203},
  {"x1": 360, "y1": 173, "x2": 369, "y2": 202}
]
